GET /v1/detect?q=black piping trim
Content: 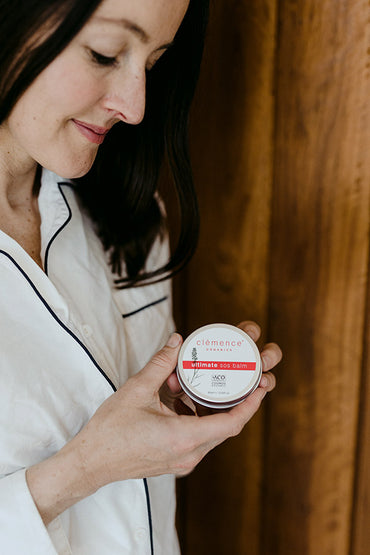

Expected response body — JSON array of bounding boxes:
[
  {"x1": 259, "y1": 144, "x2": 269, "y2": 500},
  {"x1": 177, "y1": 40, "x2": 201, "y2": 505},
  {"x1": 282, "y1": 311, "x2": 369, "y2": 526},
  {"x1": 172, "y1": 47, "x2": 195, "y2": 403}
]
[
  {"x1": 144, "y1": 478, "x2": 154, "y2": 555},
  {"x1": 44, "y1": 182, "x2": 73, "y2": 275},
  {"x1": 0, "y1": 250, "x2": 117, "y2": 393},
  {"x1": 121, "y1": 296, "x2": 168, "y2": 319}
]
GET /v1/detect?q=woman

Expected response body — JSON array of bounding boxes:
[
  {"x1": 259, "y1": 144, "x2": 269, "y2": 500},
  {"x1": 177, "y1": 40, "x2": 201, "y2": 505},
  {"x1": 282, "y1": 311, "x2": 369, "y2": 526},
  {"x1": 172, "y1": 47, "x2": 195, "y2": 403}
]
[{"x1": 0, "y1": 0, "x2": 281, "y2": 553}]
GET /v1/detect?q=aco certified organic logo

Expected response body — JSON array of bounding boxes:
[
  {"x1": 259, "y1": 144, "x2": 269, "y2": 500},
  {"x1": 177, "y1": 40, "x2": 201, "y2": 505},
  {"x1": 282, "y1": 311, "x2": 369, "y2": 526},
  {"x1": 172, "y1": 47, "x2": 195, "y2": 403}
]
[{"x1": 212, "y1": 374, "x2": 226, "y2": 387}]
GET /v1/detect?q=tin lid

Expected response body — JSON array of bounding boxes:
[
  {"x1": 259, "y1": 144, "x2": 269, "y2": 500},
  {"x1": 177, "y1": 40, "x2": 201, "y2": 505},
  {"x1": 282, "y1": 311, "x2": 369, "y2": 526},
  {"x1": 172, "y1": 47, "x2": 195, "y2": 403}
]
[{"x1": 177, "y1": 323, "x2": 261, "y2": 407}]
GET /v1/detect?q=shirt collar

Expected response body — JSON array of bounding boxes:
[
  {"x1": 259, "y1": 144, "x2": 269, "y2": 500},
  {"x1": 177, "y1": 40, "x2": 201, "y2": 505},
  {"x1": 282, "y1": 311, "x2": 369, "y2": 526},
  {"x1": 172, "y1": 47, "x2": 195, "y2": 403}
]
[{"x1": 38, "y1": 169, "x2": 73, "y2": 262}]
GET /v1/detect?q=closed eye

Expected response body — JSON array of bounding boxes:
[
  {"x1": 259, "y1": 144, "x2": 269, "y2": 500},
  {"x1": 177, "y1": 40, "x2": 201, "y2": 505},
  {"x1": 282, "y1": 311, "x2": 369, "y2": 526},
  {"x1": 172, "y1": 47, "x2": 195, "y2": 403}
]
[{"x1": 89, "y1": 49, "x2": 118, "y2": 67}]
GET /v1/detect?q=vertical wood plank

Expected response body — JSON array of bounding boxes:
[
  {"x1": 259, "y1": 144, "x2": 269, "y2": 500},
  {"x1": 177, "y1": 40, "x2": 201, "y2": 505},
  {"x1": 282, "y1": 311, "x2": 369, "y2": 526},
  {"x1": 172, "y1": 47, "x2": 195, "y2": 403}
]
[
  {"x1": 186, "y1": 0, "x2": 277, "y2": 331},
  {"x1": 264, "y1": 1, "x2": 370, "y2": 553},
  {"x1": 176, "y1": 1, "x2": 277, "y2": 554}
]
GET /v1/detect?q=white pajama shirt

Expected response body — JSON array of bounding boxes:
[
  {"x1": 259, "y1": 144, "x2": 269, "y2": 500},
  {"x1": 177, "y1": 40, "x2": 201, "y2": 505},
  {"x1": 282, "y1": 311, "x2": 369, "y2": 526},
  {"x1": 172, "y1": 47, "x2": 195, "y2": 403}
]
[{"x1": 0, "y1": 169, "x2": 180, "y2": 554}]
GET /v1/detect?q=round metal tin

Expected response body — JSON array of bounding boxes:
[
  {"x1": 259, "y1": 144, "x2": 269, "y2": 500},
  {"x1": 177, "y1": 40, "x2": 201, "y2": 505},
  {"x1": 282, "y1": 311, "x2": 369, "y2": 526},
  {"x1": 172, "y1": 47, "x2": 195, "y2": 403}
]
[{"x1": 176, "y1": 323, "x2": 262, "y2": 409}]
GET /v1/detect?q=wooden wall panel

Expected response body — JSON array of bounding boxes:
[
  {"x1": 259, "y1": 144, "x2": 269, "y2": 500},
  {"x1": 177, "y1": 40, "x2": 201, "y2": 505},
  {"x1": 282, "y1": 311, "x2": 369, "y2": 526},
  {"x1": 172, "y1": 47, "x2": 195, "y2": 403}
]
[
  {"x1": 174, "y1": 0, "x2": 370, "y2": 554},
  {"x1": 175, "y1": 1, "x2": 277, "y2": 554},
  {"x1": 264, "y1": 1, "x2": 370, "y2": 554}
]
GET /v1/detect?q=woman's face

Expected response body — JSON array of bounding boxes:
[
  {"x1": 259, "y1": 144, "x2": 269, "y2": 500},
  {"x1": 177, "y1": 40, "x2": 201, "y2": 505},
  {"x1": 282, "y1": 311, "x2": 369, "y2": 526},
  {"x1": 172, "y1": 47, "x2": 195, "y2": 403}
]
[{"x1": 1, "y1": 0, "x2": 189, "y2": 179}]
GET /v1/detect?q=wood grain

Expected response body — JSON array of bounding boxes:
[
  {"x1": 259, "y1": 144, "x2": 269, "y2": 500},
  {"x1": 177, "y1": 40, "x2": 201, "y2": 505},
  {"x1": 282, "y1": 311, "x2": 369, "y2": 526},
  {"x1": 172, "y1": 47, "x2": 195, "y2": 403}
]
[
  {"x1": 264, "y1": 1, "x2": 370, "y2": 553},
  {"x1": 174, "y1": 1, "x2": 370, "y2": 554},
  {"x1": 176, "y1": 1, "x2": 277, "y2": 554}
]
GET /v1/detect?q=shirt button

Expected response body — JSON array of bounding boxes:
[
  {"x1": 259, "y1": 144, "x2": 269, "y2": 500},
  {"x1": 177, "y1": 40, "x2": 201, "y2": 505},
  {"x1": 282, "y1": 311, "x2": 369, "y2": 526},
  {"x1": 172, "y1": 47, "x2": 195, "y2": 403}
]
[
  {"x1": 134, "y1": 528, "x2": 147, "y2": 543},
  {"x1": 81, "y1": 324, "x2": 93, "y2": 338}
]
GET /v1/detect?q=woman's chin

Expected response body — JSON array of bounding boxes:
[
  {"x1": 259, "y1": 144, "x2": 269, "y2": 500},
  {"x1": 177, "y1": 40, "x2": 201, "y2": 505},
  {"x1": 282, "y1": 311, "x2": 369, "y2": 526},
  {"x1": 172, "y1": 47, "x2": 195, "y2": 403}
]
[{"x1": 41, "y1": 153, "x2": 97, "y2": 180}]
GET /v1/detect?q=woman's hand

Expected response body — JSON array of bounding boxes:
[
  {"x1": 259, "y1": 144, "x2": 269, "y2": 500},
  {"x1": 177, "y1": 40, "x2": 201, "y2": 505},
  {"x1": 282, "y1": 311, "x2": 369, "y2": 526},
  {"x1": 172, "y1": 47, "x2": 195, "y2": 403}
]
[{"x1": 26, "y1": 325, "x2": 281, "y2": 525}]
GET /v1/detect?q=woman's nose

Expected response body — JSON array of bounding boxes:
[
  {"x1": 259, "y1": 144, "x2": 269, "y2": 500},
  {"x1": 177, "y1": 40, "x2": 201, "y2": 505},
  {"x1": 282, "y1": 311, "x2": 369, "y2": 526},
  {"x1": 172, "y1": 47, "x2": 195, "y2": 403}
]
[{"x1": 103, "y1": 68, "x2": 146, "y2": 126}]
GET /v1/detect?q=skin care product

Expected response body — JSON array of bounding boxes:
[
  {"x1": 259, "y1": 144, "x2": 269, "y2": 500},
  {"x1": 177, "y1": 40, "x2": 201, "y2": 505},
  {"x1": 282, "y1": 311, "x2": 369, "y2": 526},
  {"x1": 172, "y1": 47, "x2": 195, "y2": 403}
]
[{"x1": 176, "y1": 323, "x2": 262, "y2": 410}]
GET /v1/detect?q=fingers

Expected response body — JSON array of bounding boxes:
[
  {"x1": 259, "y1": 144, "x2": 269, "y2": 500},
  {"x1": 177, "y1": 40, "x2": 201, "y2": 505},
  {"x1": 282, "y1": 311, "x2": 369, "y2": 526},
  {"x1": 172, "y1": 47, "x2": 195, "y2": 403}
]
[
  {"x1": 237, "y1": 320, "x2": 261, "y2": 342},
  {"x1": 179, "y1": 387, "x2": 268, "y2": 449},
  {"x1": 139, "y1": 333, "x2": 183, "y2": 391},
  {"x1": 140, "y1": 325, "x2": 279, "y2": 457},
  {"x1": 237, "y1": 320, "x2": 282, "y2": 372},
  {"x1": 259, "y1": 371, "x2": 276, "y2": 391},
  {"x1": 166, "y1": 371, "x2": 183, "y2": 395},
  {"x1": 225, "y1": 386, "x2": 270, "y2": 431},
  {"x1": 260, "y1": 342, "x2": 283, "y2": 372}
]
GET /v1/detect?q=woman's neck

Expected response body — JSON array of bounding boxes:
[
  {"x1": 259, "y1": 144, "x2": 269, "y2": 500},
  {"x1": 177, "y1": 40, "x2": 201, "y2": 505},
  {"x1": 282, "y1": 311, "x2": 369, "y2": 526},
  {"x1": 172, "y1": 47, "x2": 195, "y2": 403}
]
[
  {"x1": 0, "y1": 121, "x2": 40, "y2": 209},
  {"x1": 0, "y1": 145, "x2": 43, "y2": 268},
  {"x1": 0, "y1": 164, "x2": 39, "y2": 211}
]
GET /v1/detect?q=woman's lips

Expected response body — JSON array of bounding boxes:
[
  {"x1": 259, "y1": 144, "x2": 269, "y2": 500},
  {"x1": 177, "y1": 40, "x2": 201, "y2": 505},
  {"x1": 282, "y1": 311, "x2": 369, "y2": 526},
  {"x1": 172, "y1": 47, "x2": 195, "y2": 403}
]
[{"x1": 73, "y1": 119, "x2": 109, "y2": 145}]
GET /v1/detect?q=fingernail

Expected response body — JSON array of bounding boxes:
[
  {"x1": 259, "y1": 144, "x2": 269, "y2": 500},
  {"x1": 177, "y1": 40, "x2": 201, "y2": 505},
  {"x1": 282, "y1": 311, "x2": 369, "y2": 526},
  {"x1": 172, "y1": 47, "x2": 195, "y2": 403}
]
[
  {"x1": 166, "y1": 333, "x2": 181, "y2": 347},
  {"x1": 245, "y1": 327, "x2": 259, "y2": 341},
  {"x1": 260, "y1": 376, "x2": 268, "y2": 388}
]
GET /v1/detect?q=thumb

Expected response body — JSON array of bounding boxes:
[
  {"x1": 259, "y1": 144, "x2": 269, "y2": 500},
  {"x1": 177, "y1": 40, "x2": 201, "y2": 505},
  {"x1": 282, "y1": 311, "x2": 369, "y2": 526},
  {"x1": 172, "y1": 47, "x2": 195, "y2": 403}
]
[{"x1": 139, "y1": 333, "x2": 183, "y2": 391}]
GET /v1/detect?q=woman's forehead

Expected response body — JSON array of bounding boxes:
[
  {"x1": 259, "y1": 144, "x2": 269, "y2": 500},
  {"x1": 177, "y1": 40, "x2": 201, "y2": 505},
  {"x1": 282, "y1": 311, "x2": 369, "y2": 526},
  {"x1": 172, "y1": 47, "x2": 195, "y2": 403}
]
[{"x1": 89, "y1": 0, "x2": 190, "y2": 44}]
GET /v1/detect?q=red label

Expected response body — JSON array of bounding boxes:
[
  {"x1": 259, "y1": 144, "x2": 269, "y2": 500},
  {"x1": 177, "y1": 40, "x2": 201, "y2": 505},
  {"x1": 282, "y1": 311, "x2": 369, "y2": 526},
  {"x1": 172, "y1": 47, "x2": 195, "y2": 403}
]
[{"x1": 182, "y1": 360, "x2": 256, "y2": 371}]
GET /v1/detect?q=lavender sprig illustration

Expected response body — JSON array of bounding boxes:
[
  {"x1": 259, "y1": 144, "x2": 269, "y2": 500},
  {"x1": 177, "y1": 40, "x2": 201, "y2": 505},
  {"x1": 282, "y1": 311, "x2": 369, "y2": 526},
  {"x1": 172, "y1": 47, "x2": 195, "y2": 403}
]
[{"x1": 189, "y1": 347, "x2": 203, "y2": 387}]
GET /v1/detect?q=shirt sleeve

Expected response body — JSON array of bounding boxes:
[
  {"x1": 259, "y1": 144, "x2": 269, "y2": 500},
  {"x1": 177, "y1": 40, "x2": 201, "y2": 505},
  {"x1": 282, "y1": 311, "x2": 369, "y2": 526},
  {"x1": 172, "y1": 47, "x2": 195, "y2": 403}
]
[{"x1": 0, "y1": 469, "x2": 58, "y2": 554}]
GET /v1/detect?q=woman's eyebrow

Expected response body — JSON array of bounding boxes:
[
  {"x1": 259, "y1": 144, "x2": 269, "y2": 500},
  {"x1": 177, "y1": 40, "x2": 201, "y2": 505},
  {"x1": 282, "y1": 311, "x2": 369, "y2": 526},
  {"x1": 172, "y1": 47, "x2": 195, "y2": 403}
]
[{"x1": 93, "y1": 16, "x2": 175, "y2": 51}]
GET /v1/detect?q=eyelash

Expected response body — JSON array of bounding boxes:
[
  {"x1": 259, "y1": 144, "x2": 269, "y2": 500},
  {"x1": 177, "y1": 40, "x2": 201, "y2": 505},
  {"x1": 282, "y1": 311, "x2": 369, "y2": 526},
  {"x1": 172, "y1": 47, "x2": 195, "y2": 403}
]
[
  {"x1": 90, "y1": 49, "x2": 118, "y2": 67},
  {"x1": 89, "y1": 48, "x2": 163, "y2": 72}
]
